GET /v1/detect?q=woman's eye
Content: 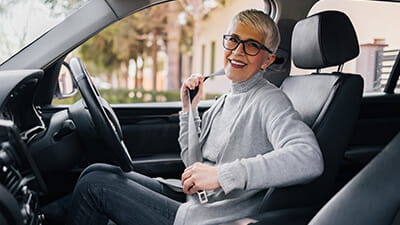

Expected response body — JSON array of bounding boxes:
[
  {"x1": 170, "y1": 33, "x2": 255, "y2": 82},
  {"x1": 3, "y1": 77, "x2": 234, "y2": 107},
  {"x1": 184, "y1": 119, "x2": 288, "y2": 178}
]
[
  {"x1": 248, "y1": 42, "x2": 260, "y2": 49},
  {"x1": 229, "y1": 38, "x2": 239, "y2": 43}
]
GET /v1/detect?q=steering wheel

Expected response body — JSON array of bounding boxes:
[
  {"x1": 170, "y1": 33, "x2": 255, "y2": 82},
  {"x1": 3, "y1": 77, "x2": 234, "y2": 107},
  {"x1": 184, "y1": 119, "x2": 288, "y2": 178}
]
[{"x1": 69, "y1": 57, "x2": 133, "y2": 172}]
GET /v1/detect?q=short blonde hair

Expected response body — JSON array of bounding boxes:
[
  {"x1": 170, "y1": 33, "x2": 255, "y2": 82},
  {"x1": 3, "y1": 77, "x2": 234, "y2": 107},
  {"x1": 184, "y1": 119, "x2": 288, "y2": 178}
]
[{"x1": 227, "y1": 9, "x2": 280, "y2": 53}]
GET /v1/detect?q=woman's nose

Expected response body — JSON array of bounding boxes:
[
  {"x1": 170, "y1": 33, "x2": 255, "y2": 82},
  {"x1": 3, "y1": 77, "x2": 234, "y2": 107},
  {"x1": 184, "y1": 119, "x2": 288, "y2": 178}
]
[{"x1": 232, "y1": 42, "x2": 246, "y2": 55}]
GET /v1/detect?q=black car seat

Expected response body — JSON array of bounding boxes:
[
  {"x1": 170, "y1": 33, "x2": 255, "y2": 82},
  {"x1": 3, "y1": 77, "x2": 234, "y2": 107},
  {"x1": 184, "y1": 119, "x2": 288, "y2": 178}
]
[
  {"x1": 308, "y1": 131, "x2": 400, "y2": 225},
  {"x1": 258, "y1": 10, "x2": 364, "y2": 214}
]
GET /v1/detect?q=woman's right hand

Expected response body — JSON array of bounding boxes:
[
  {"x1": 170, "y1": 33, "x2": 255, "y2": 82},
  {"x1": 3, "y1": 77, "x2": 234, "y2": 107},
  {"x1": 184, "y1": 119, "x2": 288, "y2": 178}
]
[{"x1": 180, "y1": 74, "x2": 204, "y2": 112}]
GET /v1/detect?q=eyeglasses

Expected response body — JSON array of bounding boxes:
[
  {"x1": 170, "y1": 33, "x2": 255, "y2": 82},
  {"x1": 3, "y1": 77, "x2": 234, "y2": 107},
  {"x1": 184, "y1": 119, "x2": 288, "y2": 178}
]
[{"x1": 223, "y1": 34, "x2": 273, "y2": 56}]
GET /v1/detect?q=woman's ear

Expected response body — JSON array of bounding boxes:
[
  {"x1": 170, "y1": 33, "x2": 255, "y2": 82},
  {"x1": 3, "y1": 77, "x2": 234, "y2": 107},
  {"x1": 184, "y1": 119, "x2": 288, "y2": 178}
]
[{"x1": 261, "y1": 54, "x2": 276, "y2": 70}]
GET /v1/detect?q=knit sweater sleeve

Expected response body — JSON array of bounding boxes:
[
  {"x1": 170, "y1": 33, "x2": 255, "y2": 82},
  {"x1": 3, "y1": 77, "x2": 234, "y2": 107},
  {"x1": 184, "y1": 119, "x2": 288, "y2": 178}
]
[
  {"x1": 217, "y1": 90, "x2": 324, "y2": 194},
  {"x1": 178, "y1": 110, "x2": 201, "y2": 166}
]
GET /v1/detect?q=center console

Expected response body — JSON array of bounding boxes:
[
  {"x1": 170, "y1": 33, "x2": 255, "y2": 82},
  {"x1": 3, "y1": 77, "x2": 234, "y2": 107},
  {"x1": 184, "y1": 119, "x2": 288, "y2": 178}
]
[{"x1": 0, "y1": 120, "x2": 47, "y2": 225}]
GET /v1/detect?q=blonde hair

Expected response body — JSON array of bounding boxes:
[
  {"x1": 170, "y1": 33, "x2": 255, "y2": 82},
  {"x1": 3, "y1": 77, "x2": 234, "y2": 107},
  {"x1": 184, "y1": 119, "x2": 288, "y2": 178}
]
[{"x1": 227, "y1": 9, "x2": 280, "y2": 53}]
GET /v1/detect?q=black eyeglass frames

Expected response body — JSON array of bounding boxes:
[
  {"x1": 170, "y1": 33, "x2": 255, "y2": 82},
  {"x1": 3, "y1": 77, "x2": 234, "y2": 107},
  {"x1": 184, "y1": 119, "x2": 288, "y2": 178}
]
[{"x1": 222, "y1": 34, "x2": 273, "y2": 56}]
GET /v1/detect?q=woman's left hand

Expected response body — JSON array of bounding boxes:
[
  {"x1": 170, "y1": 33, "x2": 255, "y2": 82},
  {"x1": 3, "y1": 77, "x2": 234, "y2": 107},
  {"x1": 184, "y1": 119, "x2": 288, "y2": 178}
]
[{"x1": 181, "y1": 162, "x2": 221, "y2": 195}]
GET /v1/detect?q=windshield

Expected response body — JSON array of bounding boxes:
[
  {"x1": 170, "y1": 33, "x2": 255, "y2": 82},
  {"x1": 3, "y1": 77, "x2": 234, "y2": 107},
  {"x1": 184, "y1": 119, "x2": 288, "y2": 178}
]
[{"x1": 0, "y1": 0, "x2": 89, "y2": 65}]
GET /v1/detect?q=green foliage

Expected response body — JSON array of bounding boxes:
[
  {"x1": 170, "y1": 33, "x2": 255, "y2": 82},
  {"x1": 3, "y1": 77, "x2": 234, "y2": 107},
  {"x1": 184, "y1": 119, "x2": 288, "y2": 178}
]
[
  {"x1": 52, "y1": 88, "x2": 220, "y2": 105},
  {"x1": 78, "y1": 24, "x2": 122, "y2": 72},
  {"x1": 74, "y1": 5, "x2": 170, "y2": 89}
]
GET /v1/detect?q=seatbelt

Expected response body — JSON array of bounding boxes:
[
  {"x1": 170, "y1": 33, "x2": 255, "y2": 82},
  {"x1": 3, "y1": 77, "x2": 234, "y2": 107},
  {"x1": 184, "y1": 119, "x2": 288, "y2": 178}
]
[
  {"x1": 186, "y1": 91, "x2": 203, "y2": 165},
  {"x1": 186, "y1": 70, "x2": 224, "y2": 204},
  {"x1": 187, "y1": 88, "x2": 208, "y2": 204}
]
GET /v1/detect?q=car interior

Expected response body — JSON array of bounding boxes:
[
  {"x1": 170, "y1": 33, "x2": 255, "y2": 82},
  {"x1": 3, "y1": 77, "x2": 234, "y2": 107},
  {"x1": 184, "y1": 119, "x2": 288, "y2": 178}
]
[{"x1": 0, "y1": 0, "x2": 399, "y2": 225}]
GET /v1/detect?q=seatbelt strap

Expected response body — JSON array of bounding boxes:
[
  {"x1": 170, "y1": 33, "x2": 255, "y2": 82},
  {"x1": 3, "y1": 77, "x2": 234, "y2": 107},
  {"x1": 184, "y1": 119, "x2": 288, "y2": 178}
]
[
  {"x1": 186, "y1": 90, "x2": 203, "y2": 165},
  {"x1": 186, "y1": 70, "x2": 224, "y2": 204},
  {"x1": 186, "y1": 89, "x2": 208, "y2": 204}
]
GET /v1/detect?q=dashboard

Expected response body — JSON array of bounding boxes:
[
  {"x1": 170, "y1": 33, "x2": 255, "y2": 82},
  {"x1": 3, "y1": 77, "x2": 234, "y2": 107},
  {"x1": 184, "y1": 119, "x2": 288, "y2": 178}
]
[
  {"x1": 0, "y1": 70, "x2": 45, "y2": 142},
  {"x1": 0, "y1": 70, "x2": 47, "y2": 225}
]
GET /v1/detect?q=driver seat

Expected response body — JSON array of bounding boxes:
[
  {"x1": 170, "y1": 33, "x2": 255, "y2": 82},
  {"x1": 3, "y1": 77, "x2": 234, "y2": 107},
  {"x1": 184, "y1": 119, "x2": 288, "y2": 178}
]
[{"x1": 256, "y1": 10, "x2": 363, "y2": 217}]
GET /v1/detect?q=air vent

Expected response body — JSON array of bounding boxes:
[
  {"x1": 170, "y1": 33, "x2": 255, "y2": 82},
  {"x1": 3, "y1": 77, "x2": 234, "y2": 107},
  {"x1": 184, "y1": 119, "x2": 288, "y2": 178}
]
[{"x1": 1, "y1": 165, "x2": 22, "y2": 195}]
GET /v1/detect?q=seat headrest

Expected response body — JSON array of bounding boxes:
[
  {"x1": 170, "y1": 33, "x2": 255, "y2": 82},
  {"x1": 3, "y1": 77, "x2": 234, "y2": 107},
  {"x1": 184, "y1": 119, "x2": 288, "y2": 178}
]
[{"x1": 292, "y1": 11, "x2": 359, "y2": 69}]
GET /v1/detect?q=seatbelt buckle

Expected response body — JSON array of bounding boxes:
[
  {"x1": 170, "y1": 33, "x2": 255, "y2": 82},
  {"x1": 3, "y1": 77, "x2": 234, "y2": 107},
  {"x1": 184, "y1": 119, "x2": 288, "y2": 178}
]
[{"x1": 197, "y1": 190, "x2": 208, "y2": 204}]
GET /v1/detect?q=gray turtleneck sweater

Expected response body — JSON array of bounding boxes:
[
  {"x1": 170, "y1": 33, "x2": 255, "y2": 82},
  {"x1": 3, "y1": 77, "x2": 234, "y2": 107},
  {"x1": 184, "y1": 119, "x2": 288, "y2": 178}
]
[{"x1": 175, "y1": 72, "x2": 324, "y2": 225}]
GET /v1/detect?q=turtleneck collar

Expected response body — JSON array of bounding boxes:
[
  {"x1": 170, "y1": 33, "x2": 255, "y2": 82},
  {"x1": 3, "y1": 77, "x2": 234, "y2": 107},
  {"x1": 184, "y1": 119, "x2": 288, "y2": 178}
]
[{"x1": 231, "y1": 71, "x2": 263, "y2": 94}]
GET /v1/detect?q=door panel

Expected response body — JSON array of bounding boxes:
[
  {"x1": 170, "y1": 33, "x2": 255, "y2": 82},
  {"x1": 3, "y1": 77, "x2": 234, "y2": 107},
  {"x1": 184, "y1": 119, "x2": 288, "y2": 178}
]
[
  {"x1": 120, "y1": 115, "x2": 181, "y2": 157},
  {"x1": 347, "y1": 94, "x2": 400, "y2": 161},
  {"x1": 339, "y1": 93, "x2": 400, "y2": 186},
  {"x1": 114, "y1": 105, "x2": 182, "y2": 178},
  {"x1": 113, "y1": 103, "x2": 213, "y2": 178}
]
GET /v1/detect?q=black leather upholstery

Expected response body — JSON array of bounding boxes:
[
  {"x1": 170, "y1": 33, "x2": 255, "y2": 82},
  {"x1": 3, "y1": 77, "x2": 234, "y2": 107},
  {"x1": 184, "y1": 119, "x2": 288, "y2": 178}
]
[
  {"x1": 260, "y1": 73, "x2": 363, "y2": 212},
  {"x1": 281, "y1": 75, "x2": 340, "y2": 128},
  {"x1": 292, "y1": 11, "x2": 359, "y2": 69},
  {"x1": 309, "y1": 132, "x2": 400, "y2": 225},
  {"x1": 258, "y1": 10, "x2": 364, "y2": 213}
]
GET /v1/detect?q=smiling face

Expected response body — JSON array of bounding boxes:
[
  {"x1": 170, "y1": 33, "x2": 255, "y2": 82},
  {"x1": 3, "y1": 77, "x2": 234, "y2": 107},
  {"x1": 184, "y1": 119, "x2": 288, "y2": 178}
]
[{"x1": 224, "y1": 22, "x2": 276, "y2": 84}]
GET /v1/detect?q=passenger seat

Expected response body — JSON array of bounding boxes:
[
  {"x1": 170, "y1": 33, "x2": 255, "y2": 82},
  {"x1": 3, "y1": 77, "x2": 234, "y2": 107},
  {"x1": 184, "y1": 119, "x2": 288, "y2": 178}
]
[{"x1": 308, "y1": 131, "x2": 400, "y2": 225}]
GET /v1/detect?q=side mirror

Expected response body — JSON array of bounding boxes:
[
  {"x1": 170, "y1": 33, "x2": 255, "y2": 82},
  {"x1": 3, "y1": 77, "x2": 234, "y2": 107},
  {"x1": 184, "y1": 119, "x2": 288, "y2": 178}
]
[{"x1": 55, "y1": 62, "x2": 78, "y2": 99}]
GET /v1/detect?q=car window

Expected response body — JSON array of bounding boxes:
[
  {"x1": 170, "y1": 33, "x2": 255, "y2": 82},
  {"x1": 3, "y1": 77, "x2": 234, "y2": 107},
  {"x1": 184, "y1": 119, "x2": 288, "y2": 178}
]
[
  {"x1": 53, "y1": 0, "x2": 267, "y2": 105},
  {"x1": 0, "y1": 0, "x2": 89, "y2": 65},
  {"x1": 292, "y1": 0, "x2": 400, "y2": 94}
]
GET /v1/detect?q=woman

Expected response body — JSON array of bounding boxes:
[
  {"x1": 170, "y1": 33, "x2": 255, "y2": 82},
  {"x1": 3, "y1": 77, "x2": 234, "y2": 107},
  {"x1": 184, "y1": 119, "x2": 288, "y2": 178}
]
[{"x1": 67, "y1": 9, "x2": 323, "y2": 225}]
